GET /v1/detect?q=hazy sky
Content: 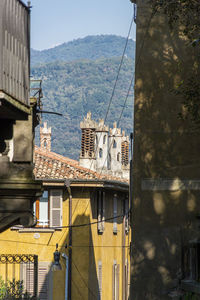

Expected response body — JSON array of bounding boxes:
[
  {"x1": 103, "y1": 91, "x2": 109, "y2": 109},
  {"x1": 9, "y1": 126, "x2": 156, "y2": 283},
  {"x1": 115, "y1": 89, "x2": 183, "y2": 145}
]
[{"x1": 29, "y1": 0, "x2": 136, "y2": 50}]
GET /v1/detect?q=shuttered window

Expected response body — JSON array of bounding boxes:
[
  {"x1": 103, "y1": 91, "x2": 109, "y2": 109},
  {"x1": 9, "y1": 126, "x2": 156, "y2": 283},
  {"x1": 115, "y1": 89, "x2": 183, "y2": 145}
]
[
  {"x1": 113, "y1": 194, "x2": 118, "y2": 234},
  {"x1": 97, "y1": 190, "x2": 105, "y2": 234},
  {"x1": 34, "y1": 189, "x2": 63, "y2": 228},
  {"x1": 124, "y1": 196, "x2": 129, "y2": 234},
  {"x1": 20, "y1": 261, "x2": 50, "y2": 300},
  {"x1": 112, "y1": 261, "x2": 119, "y2": 300},
  {"x1": 98, "y1": 260, "x2": 102, "y2": 300},
  {"x1": 38, "y1": 262, "x2": 50, "y2": 300},
  {"x1": 50, "y1": 189, "x2": 62, "y2": 227},
  {"x1": 125, "y1": 260, "x2": 129, "y2": 300}
]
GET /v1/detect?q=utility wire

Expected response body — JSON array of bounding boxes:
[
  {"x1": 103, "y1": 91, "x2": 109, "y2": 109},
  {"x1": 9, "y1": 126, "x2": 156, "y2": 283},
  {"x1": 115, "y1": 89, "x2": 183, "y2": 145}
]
[
  {"x1": 14, "y1": 213, "x2": 125, "y2": 230},
  {"x1": 72, "y1": 5, "x2": 135, "y2": 219},
  {"x1": 72, "y1": 259, "x2": 97, "y2": 300},
  {"x1": 98, "y1": 72, "x2": 135, "y2": 177}
]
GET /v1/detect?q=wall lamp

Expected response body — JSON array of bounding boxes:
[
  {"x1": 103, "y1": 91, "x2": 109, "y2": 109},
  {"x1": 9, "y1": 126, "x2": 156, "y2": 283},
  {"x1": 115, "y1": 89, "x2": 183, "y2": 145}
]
[{"x1": 52, "y1": 243, "x2": 62, "y2": 271}]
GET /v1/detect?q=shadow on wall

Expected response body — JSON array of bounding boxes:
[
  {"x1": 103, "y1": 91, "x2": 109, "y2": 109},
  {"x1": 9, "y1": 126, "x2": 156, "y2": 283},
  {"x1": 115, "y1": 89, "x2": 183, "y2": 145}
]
[
  {"x1": 131, "y1": 2, "x2": 200, "y2": 300},
  {"x1": 39, "y1": 214, "x2": 98, "y2": 300}
]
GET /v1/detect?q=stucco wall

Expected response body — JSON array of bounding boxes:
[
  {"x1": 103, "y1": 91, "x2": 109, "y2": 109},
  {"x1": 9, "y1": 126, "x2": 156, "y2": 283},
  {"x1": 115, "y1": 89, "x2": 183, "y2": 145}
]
[{"x1": 131, "y1": 1, "x2": 200, "y2": 299}]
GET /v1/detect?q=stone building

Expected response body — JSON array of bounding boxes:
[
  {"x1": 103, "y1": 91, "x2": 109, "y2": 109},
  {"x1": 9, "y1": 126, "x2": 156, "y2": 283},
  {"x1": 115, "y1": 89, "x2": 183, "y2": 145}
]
[
  {"x1": 130, "y1": 0, "x2": 200, "y2": 299},
  {"x1": 80, "y1": 112, "x2": 130, "y2": 180},
  {"x1": 0, "y1": 0, "x2": 42, "y2": 231}
]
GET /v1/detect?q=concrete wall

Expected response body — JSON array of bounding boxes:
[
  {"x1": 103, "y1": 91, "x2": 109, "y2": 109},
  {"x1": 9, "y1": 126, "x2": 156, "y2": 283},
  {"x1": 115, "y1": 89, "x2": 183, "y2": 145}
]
[{"x1": 130, "y1": 1, "x2": 200, "y2": 299}]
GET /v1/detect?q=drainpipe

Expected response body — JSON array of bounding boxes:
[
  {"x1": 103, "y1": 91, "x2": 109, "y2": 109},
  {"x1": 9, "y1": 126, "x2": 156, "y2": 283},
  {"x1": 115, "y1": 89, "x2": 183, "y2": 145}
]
[
  {"x1": 62, "y1": 253, "x2": 69, "y2": 300},
  {"x1": 65, "y1": 180, "x2": 72, "y2": 300}
]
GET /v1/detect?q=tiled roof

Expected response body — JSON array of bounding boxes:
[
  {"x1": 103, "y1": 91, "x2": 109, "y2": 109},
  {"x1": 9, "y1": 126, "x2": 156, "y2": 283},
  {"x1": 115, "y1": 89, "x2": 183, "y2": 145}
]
[{"x1": 34, "y1": 146, "x2": 128, "y2": 183}]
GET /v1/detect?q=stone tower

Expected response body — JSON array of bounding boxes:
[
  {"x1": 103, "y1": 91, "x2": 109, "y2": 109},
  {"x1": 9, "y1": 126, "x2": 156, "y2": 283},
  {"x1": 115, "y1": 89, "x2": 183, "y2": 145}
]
[
  {"x1": 108, "y1": 122, "x2": 123, "y2": 173},
  {"x1": 40, "y1": 122, "x2": 51, "y2": 152},
  {"x1": 79, "y1": 112, "x2": 97, "y2": 171},
  {"x1": 95, "y1": 119, "x2": 109, "y2": 172}
]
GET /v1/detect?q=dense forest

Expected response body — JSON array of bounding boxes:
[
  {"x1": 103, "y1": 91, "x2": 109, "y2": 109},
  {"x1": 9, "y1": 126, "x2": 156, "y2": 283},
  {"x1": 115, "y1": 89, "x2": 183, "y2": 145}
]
[{"x1": 31, "y1": 35, "x2": 135, "y2": 160}]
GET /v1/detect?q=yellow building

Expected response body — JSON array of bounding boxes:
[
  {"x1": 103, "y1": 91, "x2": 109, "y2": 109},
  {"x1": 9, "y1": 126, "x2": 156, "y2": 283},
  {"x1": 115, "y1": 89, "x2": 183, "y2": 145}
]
[{"x1": 0, "y1": 123, "x2": 130, "y2": 300}]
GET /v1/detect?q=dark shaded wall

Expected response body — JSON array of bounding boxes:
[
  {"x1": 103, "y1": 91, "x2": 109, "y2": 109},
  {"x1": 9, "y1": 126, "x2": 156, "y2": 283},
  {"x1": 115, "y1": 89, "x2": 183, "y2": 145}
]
[{"x1": 130, "y1": 1, "x2": 200, "y2": 299}]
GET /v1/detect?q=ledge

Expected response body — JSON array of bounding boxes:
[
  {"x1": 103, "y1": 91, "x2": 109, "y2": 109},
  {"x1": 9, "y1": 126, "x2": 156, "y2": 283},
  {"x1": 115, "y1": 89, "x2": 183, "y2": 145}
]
[
  {"x1": 181, "y1": 280, "x2": 200, "y2": 295},
  {"x1": 11, "y1": 227, "x2": 61, "y2": 233}
]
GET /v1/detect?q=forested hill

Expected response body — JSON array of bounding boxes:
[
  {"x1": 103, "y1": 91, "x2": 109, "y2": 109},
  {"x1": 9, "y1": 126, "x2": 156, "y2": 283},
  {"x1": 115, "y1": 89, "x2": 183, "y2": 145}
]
[
  {"x1": 31, "y1": 35, "x2": 135, "y2": 160},
  {"x1": 31, "y1": 35, "x2": 135, "y2": 66}
]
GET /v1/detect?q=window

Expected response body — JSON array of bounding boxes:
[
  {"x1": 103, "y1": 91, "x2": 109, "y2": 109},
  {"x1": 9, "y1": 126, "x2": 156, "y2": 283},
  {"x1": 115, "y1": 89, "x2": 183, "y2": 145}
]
[
  {"x1": 99, "y1": 148, "x2": 103, "y2": 158},
  {"x1": 113, "y1": 140, "x2": 117, "y2": 149},
  {"x1": 97, "y1": 190, "x2": 105, "y2": 234},
  {"x1": 103, "y1": 135, "x2": 106, "y2": 144},
  {"x1": 113, "y1": 194, "x2": 118, "y2": 234},
  {"x1": 182, "y1": 242, "x2": 200, "y2": 281},
  {"x1": 34, "y1": 189, "x2": 62, "y2": 228},
  {"x1": 113, "y1": 261, "x2": 119, "y2": 300},
  {"x1": 117, "y1": 152, "x2": 120, "y2": 162},
  {"x1": 98, "y1": 261, "x2": 102, "y2": 300},
  {"x1": 124, "y1": 196, "x2": 129, "y2": 234},
  {"x1": 125, "y1": 260, "x2": 130, "y2": 300},
  {"x1": 44, "y1": 139, "x2": 47, "y2": 149},
  {"x1": 21, "y1": 261, "x2": 51, "y2": 300}
]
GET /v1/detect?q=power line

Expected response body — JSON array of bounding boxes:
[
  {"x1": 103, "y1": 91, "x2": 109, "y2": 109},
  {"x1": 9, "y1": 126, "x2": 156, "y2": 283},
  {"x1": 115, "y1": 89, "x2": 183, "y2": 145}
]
[
  {"x1": 72, "y1": 259, "x2": 97, "y2": 300},
  {"x1": 14, "y1": 213, "x2": 125, "y2": 230},
  {"x1": 98, "y1": 72, "x2": 135, "y2": 177},
  {"x1": 72, "y1": 6, "x2": 135, "y2": 219}
]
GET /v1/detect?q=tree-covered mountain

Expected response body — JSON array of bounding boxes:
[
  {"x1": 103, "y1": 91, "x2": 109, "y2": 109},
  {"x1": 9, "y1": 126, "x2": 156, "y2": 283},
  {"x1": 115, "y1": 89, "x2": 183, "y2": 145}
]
[
  {"x1": 31, "y1": 35, "x2": 135, "y2": 66},
  {"x1": 31, "y1": 35, "x2": 135, "y2": 160}
]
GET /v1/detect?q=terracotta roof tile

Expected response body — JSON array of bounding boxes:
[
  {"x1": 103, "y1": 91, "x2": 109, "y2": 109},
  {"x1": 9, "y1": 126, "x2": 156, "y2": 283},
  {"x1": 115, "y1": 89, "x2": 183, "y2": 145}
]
[{"x1": 34, "y1": 146, "x2": 128, "y2": 183}]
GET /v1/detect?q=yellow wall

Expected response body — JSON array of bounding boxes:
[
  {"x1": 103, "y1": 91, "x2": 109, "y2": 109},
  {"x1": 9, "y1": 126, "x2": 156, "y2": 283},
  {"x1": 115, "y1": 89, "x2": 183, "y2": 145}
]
[{"x1": 0, "y1": 186, "x2": 130, "y2": 300}]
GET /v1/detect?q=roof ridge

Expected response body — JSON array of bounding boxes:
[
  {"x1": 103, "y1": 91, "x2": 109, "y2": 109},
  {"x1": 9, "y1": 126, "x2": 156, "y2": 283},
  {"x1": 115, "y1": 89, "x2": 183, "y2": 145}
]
[{"x1": 35, "y1": 146, "x2": 101, "y2": 177}]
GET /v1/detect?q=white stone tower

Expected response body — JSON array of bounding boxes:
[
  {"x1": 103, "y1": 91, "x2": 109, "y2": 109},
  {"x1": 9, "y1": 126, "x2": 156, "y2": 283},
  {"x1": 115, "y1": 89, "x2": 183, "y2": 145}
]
[
  {"x1": 79, "y1": 112, "x2": 97, "y2": 171},
  {"x1": 108, "y1": 122, "x2": 123, "y2": 173},
  {"x1": 40, "y1": 122, "x2": 51, "y2": 152},
  {"x1": 95, "y1": 119, "x2": 109, "y2": 172}
]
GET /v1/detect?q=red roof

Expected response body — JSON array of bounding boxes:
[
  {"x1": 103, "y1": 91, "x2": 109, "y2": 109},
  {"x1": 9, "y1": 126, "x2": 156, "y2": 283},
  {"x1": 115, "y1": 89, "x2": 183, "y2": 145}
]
[{"x1": 34, "y1": 146, "x2": 128, "y2": 183}]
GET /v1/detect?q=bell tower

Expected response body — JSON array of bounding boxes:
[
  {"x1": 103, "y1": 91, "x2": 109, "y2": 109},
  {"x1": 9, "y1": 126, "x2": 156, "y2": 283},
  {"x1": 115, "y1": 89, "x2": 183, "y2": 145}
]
[{"x1": 40, "y1": 122, "x2": 51, "y2": 152}]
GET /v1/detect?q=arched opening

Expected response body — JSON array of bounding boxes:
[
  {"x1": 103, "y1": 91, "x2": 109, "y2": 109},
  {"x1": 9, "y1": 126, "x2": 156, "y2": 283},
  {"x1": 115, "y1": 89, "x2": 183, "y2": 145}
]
[
  {"x1": 117, "y1": 152, "x2": 120, "y2": 162},
  {"x1": 113, "y1": 140, "x2": 117, "y2": 149},
  {"x1": 99, "y1": 148, "x2": 103, "y2": 158},
  {"x1": 44, "y1": 139, "x2": 47, "y2": 149}
]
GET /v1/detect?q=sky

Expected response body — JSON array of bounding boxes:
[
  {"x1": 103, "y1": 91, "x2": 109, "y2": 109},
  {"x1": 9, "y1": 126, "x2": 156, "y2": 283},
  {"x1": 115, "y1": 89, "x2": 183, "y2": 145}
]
[{"x1": 28, "y1": 0, "x2": 136, "y2": 50}]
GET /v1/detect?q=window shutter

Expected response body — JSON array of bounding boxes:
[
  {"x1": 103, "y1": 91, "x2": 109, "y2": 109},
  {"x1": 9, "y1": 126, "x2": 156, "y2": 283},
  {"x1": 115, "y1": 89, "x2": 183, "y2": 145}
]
[
  {"x1": 125, "y1": 197, "x2": 129, "y2": 234},
  {"x1": 98, "y1": 191, "x2": 102, "y2": 232},
  {"x1": 50, "y1": 189, "x2": 62, "y2": 227},
  {"x1": 38, "y1": 262, "x2": 49, "y2": 300},
  {"x1": 113, "y1": 262, "x2": 119, "y2": 300},
  {"x1": 116, "y1": 264, "x2": 119, "y2": 300},
  {"x1": 98, "y1": 191, "x2": 104, "y2": 233},
  {"x1": 102, "y1": 192, "x2": 105, "y2": 232},
  {"x1": 98, "y1": 260, "x2": 102, "y2": 300},
  {"x1": 113, "y1": 194, "x2": 118, "y2": 234},
  {"x1": 20, "y1": 262, "x2": 37, "y2": 298}
]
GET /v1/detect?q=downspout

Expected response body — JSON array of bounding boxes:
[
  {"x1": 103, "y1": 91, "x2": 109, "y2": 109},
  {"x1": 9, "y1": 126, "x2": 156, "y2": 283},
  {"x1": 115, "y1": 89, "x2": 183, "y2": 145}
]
[{"x1": 65, "y1": 180, "x2": 72, "y2": 300}]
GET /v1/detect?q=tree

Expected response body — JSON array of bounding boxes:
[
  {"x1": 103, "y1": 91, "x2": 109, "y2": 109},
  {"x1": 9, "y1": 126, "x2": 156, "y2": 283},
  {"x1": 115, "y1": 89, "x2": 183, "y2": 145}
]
[{"x1": 151, "y1": 0, "x2": 200, "y2": 124}]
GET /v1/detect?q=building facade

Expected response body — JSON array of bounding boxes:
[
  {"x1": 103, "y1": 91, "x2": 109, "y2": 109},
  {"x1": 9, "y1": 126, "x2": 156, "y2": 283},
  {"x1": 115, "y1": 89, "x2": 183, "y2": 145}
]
[
  {"x1": 0, "y1": 0, "x2": 42, "y2": 231},
  {"x1": 0, "y1": 123, "x2": 131, "y2": 300},
  {"x1": 131, "y1": 0, "x2": 200, "y2": 299}
]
